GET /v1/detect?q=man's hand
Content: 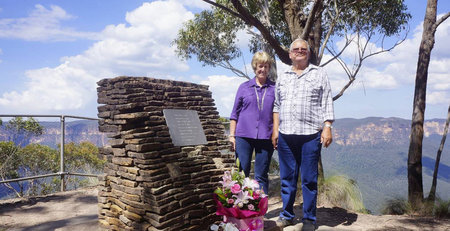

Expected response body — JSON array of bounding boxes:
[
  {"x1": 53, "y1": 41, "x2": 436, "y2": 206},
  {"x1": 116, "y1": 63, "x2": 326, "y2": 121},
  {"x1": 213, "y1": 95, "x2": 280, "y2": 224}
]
[
  {"x1": 271, "y1": 132, "x2": 278, "y2": 149},
  {"x1": 229, "y1": 136, "x2": 236, "y2": 151},
  {"x1": 321, "y1": 126, "x2": 333, "y2": 148},
  {"x1": 272, "y1": 112, "x2": 280, "y2": 149}
]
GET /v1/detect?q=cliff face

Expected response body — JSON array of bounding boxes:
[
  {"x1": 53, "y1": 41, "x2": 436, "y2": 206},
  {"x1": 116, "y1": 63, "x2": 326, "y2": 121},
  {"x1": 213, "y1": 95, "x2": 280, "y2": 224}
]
[
  {"x1": 0, "y1": 117, "x2": 446, "y2": 148},
  {"x1": 0, "y1": 120, "x2": 109, "y2": 148},
  {"x1": 332, "y1": 117, "x2": 446, "y2": 146}
]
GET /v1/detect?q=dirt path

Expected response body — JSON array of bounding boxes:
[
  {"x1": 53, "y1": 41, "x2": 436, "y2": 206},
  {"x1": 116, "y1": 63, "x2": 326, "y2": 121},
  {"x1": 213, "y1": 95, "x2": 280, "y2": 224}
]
[{"x1": 0, "y1": 187, "x2": 449, "y2": 231}]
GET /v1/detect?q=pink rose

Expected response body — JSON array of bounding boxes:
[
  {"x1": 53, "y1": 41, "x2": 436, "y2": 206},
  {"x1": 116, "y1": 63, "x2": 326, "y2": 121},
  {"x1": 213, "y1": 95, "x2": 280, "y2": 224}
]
[
  {"x1": 247, "y1": 204, "x2": 255, "y2": 210},
  {"x1": 231, "y1": 184, "x2": 241, "y2": 194},
  {"x1": 227, "y1": 198, "x2": 235, "y2": 204},
  {"x1": 253, "y1": 191, "x2": 260, "y2": 200}
]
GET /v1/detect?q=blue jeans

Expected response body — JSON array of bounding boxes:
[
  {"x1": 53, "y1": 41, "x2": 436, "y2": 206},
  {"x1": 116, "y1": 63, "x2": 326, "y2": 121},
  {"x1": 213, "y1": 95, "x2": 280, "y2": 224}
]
[
  {"x1": 235, "y1": 137, "x2": 274, "y2": 194},
  {"x1": 278, "y1": 132, "x2": 322, "y2": 223}
]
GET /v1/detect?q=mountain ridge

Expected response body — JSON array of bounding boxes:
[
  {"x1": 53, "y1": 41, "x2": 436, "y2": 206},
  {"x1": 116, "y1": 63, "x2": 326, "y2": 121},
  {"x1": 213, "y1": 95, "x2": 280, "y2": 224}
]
[{"x1": 0, "y1": 116, "x2": 448, "y2": 214}]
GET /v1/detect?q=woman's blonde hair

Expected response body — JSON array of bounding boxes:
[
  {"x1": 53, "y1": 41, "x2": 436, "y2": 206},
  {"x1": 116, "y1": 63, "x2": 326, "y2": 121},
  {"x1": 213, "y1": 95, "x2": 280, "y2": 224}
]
[{"x1": 251, "y1": 51, "x2": 272, "y2": 72}]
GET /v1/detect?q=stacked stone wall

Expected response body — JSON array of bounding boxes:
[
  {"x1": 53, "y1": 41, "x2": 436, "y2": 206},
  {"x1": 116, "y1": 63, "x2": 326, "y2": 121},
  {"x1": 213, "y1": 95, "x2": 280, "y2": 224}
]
[{"x1": 96, "y1": 77, "x2": 234, "y2": 230}]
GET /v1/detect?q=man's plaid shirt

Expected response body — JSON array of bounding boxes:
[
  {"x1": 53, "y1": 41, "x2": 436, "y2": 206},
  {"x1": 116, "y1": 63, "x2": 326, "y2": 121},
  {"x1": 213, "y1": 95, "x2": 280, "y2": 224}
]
[{"x1": 273, "y1": 64, "x2": 335, "y2": 135}]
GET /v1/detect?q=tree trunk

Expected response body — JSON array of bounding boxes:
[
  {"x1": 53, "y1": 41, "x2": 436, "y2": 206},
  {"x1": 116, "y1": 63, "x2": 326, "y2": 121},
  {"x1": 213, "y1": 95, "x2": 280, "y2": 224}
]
[
  {"x1": 427, "y1": 105, "x2": 450, "y2": 202},
  {"x1": 407, "y1": 0, "x2": 437, "y2": 210}
]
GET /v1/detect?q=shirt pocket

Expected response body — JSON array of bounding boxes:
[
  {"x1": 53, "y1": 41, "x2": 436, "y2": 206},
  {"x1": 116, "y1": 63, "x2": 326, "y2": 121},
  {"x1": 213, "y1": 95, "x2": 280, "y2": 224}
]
[
  {"x1": 277, "y1": 82, "x2": 288, "y2": 101},
  {"x1": 304, "y1": 76, "x2": 322, "y2": 104}
]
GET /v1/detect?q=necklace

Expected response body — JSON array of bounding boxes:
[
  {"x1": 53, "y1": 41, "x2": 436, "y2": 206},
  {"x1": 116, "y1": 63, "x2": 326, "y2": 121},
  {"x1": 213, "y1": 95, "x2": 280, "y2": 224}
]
[{"x1": 254, "y1": 86, "x2": 267, "y2": 111}]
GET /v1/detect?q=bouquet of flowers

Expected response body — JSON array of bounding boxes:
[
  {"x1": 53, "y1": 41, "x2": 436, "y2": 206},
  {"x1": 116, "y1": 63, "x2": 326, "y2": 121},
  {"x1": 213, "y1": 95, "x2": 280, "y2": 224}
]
[{"x1": 213, "y1": 169, "x2": 268, "y2": 231}]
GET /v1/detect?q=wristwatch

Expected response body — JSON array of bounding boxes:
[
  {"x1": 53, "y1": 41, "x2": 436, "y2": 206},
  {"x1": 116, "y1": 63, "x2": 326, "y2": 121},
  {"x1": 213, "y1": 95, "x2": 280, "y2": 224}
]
[{"x1": 324, "y1": 124, "x2": 333, "y2": 128}]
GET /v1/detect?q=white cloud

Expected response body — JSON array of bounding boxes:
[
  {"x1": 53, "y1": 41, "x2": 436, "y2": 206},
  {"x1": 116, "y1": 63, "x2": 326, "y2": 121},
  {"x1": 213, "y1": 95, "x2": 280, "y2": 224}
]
[
  {"x1": 321, "y1": 18, "x2": 450, "y2": 105},
  {"x1": 0, "y1": 4, "x2": 99, "y2": 41},
  {"x1": 427, "y1": 91, "x2": 450, "y2": 105},
  {"x1": 201, "y1": 75, "x2": 246, "y2": 117},
  {"x1": 0, "y1": 1, "x2": 194, "y2": 113},
  {"x1": 0, "y1": 63, "x2": 95, "y2": 113}
]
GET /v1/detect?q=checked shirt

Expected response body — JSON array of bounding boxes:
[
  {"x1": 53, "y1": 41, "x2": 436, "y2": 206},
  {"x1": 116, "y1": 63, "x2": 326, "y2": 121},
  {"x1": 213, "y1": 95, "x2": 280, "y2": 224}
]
[{"x1": 273, "y1": 64, "x2": 334, "y2": 135}]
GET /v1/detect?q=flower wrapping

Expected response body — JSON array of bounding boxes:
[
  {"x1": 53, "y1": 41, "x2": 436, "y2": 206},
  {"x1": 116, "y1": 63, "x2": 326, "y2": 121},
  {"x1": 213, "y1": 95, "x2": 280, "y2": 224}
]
[
  {"x1": 214, "y1": 194, "x2": 268, "y2": 219},
  {"x1": 224, "y1": 215, "x2": 264, "y2": 231}
]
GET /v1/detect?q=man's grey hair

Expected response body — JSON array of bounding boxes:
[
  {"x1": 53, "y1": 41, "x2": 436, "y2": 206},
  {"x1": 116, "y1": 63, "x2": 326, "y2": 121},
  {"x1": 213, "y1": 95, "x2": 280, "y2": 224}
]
[{"x1": 289, "y1": 38, "x2": 310, "y2": 51}]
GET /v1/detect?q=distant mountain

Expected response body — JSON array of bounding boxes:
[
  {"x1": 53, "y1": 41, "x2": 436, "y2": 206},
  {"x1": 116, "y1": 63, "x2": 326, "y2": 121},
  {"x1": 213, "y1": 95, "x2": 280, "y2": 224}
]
[
  {"x1": 0, "y1": 120, "x2": 109, "y2": 148},
  {"x1": 321, "y1": 117, "x2": 449, "y2": 214},
  {"x1": 0, "y1": 117, "x2": 448, "y2": 214}
]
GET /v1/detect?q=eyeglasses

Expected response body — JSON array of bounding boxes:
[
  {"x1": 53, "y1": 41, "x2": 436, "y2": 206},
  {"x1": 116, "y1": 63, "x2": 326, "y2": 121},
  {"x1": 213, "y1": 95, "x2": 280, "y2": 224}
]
[{"x1": 291, "y1": 47, "x2": 308, "y2": 54}]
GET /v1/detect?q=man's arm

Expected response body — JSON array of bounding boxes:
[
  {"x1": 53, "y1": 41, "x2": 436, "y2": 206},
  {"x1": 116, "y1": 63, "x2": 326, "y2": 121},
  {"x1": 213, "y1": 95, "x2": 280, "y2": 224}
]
[
  {"x1": 272, "y1": 112, "x2": 279, "y2": 149},
  {"x1": 320, "y1": 68, "x2": 334, "y2": 148}
]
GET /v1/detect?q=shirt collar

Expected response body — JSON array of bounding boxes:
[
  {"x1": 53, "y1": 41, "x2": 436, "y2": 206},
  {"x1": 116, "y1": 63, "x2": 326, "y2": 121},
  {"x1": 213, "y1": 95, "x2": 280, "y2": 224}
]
[
  {"x1": 250, "y1": 77, "x2": 273, "y2": 87},
  {"x1": 284, "y1": 64, "x2": 318, "y2": 75}
]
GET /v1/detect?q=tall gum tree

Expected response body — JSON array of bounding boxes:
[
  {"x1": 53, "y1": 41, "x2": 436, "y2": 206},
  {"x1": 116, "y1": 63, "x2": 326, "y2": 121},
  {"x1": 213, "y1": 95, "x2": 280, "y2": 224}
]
[
  {"x1": 174, "y1": 0, "x2": 411, "y2": 101},
  {"x1": 407, "y1": 0, "x2": 449, "y2": 210},
  {"x1": 174, "y1": 0, "x2": 411, "y2": 181}
]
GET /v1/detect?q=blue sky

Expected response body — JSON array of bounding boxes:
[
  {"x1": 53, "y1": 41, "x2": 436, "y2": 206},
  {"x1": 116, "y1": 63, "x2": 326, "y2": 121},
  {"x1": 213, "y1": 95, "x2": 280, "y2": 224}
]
[{"x1": 0, "y1": 0, "x2": 449, "y2": 121}]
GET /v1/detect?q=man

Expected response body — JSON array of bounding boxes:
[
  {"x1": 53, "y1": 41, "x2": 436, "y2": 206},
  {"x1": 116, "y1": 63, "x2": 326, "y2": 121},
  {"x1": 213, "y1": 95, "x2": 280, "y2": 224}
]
[{"x1": 272, "y1": 38, "x2": 334, "y2": 231}]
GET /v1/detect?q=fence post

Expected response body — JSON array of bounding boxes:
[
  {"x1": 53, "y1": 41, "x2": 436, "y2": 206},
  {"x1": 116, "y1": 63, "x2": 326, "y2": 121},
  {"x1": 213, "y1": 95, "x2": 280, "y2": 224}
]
[{"x1": 60, "y1": 115, "x2": 65, "y2": 192}]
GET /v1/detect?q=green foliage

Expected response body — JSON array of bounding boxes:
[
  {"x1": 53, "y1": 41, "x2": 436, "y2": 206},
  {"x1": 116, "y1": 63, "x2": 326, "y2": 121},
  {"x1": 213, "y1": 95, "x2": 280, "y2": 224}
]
[
  {"x1": 4, "y1": 117, "x2": 43, "y2": 146},
  {"x1": 381, "y1": 197, "x2": 411, "y2": 215},
  {"x1": 0, "y1": 142, "x2": 59, "y2": 197},
  {"x1": 0, "y1": 139, "x2": 104, "y2": 198},
  {"x1": 5, "y1": 117, "x2": 43, "y2": 136},
  {"x1": 320, "y1": 175, "x2": 368, "y2": 213},
  {"x1": 173, "y1": 8, "x2": 244, "y2": 67},
  {"x1": 19, "y1": 144, "x2": 59, "y2": 196},
  {"x1": 0, "y1": 141, "x2": 20, "y2": 179},
  {"x1": 434, "y1": 198, "x2": 450, "y2": 219},
  {"x1": 329, "y1": 0, "x2": 410, "y2": 37},
  {"x1": 61, "y1": 142, "x2": 105, "y2": 190},
  {"x1": 174, "y1": 0, "x2": 411, "y2": 72}
]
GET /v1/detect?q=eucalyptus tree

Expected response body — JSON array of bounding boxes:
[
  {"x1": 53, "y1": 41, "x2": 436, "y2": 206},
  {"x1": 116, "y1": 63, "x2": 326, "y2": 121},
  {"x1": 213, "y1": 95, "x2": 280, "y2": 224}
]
[
  {"x1": 174, "y1": 0, "x2": 411, "y2": 183},
  {"x1": 407, "y1": 0, "x2": 449, "y2": 209},
  {"x1": 0, "y1": 117, "x2": 45, "y2": 197},
  {"x1": 174, "y1": 0, "x2": 411, "y2": 100}
]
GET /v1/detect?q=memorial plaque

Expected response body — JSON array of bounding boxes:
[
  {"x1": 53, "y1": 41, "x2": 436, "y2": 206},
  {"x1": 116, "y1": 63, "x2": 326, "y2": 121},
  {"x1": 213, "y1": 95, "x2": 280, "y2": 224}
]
[{"x1": 163, "y1": 109, "x2": 207, "y2": 146}]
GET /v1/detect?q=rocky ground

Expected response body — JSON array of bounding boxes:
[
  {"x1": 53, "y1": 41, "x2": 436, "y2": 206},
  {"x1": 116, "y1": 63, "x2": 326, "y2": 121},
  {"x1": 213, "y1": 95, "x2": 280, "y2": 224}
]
[{"x1": 0, "y1": 187, "x2": 449, "y2": 231}]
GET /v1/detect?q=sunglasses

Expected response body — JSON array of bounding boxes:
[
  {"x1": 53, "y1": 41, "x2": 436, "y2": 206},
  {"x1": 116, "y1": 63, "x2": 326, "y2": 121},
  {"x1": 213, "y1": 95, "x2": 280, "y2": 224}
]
[{"x1": 291, "y1": 47, "x2": 308, "y2": 53}]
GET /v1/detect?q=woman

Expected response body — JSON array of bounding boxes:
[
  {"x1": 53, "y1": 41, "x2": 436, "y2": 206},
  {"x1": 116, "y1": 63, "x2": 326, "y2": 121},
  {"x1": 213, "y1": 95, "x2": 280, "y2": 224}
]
[{"x1": 229, "y1": 51, "x2": 275, "y2": 194}]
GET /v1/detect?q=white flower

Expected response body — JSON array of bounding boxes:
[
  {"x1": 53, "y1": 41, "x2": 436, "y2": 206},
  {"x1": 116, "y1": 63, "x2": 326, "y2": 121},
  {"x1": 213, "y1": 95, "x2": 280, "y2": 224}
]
[
  {"x1": 219, "y1": 171, "x2": 237, "y2": 188},
  {"x1": 243, "y1": 178, "x2": 260, "y2": 190},
  {"x1": 223, "y1": 222, "x2": 239, "y2": 231},
  {"x1": 210, "y1": 224, "x2": 219, "y2": 231},
  {"x1": 233, "y1": 190, "x2": 253, "y2": 206}
]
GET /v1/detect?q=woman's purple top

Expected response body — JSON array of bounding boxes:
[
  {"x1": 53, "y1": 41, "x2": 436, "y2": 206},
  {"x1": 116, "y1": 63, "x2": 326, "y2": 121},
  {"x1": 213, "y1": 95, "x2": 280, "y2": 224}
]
[{"x1": 230, "y1": 77, "x2": 275, "y2": 140}]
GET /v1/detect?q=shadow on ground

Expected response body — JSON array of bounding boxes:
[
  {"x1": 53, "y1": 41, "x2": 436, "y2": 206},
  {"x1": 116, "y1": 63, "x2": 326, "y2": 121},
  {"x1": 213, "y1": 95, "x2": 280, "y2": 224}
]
[{"x1": 265, "y1": 200, "x2": 358, "y2": 230}]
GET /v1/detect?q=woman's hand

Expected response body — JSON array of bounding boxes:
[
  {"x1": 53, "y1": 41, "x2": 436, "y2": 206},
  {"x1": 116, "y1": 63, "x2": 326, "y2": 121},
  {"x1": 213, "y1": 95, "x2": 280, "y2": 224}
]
[{"x1": 229, "y1": 136, "x2": 236, "y2": 151}]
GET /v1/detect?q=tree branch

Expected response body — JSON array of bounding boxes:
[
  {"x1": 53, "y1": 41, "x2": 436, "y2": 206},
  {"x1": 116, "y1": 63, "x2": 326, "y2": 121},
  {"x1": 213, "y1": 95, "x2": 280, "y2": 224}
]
[
  {"x1": 321, "y1": 37, "x2": 351, "y2": 67},
  {"x1": 433, "y1": 12, "x2": 450, "y2": 32},
  {"x1": 201, "y1": 0, "x2": 244, "y2": 20},
  {"x1": 229, "y1": 0, "x2": 291, "y2": 64},
  {"x1": 301, "y1": 0, "x2": 323, "y2": 40}
]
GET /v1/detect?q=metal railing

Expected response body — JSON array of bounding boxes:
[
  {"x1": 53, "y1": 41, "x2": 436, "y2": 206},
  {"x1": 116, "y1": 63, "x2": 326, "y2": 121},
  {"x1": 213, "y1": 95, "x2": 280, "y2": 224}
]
[{"x1": 0, "y1": 114, "x2": 100, "y2": 192}]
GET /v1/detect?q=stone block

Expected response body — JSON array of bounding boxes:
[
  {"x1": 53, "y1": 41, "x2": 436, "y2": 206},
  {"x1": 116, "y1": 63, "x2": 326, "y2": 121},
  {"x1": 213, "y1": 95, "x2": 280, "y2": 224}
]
[
  {"x1": 123, "y1": 210, "x2": 142, "y2": 221},
  {"x1": 119, "y1": 214, "x2": 132, "y2": 226},
  {"x1": 112, "y1": 157, "x2": 133, "y2": 166}
]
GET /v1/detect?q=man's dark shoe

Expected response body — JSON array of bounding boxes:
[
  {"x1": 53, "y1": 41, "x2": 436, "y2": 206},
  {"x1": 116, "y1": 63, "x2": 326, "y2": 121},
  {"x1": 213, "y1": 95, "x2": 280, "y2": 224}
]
[
  {"x1": 301, "y1": 220, "x2": 316, "y2": 231},
  {"x1": 276, "y1": 217, "x2": 294, "y2": 228}
]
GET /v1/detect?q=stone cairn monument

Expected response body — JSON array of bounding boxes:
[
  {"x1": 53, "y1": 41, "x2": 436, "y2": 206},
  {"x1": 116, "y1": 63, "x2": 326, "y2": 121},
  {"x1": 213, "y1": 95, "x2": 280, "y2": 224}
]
[{"x1": 96, "y1": 77, "x2": 235, "y2": 230}]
